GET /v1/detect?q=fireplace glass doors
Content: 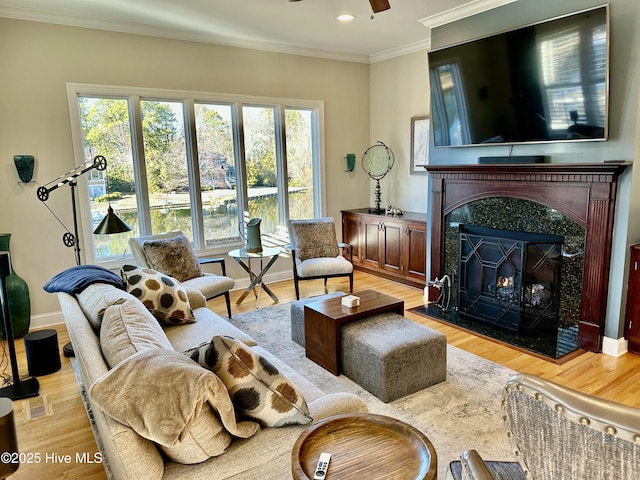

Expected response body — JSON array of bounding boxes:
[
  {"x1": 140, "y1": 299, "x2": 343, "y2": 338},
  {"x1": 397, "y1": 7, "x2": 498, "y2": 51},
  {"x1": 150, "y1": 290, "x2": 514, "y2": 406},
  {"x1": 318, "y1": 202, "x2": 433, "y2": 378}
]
[{"x1": 458, "y1": 225, "x2": 563, "y2": 335}]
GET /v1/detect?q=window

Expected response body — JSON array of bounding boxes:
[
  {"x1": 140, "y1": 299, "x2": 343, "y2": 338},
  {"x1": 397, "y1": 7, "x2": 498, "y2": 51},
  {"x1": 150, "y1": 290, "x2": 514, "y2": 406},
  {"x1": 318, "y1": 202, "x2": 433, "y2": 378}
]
[
  {"x1": 194, "y1": 102, "x2": 238, "y2": 245},
  {"x1": 68, "y1": 84, "x2": 323, "y2": 263}
]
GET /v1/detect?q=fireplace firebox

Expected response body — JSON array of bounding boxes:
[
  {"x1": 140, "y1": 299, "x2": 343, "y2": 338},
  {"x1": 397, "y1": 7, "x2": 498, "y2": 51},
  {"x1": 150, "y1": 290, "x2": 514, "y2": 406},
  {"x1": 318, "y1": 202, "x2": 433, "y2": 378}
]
[{"x1": 458, "y1": 225, "x2": 563, "y2": 335}]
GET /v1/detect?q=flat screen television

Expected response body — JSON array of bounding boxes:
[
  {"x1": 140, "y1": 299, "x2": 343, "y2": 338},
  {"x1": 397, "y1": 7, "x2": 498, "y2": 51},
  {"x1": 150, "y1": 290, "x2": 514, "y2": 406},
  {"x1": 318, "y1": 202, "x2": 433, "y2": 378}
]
[{"x1": 428, "y1": 5, "x2": 609, "y2": 147}]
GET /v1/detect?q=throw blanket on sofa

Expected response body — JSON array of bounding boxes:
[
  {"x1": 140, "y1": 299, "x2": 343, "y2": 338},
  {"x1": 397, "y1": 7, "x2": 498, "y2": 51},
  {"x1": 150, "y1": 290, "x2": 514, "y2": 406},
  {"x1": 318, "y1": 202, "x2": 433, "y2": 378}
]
[
  {"x1": 90, "y1": 349, "x2": 260, "y2": 449},
  {"x1": 44, "y1": 265, "x2": 124, "y2": 294}
]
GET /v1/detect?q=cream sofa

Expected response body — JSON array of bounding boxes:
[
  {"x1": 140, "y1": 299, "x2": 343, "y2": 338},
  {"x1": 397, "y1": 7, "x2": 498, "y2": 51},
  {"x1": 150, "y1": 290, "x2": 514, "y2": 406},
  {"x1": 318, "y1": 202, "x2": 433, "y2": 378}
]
[{"x1": 59, "y1": 283, "x2": 367, "y2": 480}]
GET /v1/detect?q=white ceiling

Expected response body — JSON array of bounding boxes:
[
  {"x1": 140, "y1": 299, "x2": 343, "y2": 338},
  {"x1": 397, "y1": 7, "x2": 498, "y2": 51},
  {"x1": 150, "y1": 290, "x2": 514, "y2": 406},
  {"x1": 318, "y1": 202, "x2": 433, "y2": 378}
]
[{"x1": 0, "y1": 0, "x2": 516, "y2": 63}]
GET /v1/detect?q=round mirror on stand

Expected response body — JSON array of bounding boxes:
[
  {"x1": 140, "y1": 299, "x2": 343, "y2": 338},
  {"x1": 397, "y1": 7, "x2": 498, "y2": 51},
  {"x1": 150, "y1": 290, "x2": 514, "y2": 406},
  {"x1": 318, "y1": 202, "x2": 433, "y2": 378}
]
[{"x1": 362, "y1": 141, "x2": 394, "y2": 213}]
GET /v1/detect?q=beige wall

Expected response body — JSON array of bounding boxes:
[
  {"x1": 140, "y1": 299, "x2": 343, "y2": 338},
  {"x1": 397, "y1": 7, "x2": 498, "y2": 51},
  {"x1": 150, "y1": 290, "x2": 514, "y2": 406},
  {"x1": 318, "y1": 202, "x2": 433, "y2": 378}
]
[
  {"x1": 369, "y1": 51, "x2": 431, "y2": 214},
  {"x1": 0, "y1": 18, "x2": 372, "y2": 320}
]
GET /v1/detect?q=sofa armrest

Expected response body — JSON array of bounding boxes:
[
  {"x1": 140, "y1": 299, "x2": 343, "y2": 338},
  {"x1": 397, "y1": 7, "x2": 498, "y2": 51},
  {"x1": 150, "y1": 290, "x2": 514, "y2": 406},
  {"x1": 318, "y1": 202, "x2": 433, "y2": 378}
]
[
  {"x1": 184, "y1": 287, "x2": 207, "y2": 309},
  {"x1": 460, "y1": 450, "x2": 495, "y2": 480}
]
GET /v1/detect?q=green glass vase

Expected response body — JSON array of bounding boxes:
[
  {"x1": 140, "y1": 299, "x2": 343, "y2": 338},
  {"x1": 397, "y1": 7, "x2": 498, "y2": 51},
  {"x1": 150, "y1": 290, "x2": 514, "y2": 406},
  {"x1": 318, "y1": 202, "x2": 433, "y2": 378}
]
[{"x1": 0, "y1": 234, "x2": 31, "y2": 339}]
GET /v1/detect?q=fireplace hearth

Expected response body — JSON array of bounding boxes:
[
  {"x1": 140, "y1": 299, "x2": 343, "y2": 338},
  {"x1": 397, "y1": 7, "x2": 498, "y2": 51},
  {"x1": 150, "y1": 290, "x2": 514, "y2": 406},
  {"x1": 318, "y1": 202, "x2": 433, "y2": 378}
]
[{"x1": 457, "y1": 225, "x2": 563, "y2": 335}]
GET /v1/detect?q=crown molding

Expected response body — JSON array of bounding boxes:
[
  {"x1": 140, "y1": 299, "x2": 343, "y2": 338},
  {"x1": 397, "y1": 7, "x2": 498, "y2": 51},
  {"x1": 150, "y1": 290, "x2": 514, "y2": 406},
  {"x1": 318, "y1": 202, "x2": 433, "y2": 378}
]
[
  {"x1": 0, "y1": 6, "x2": 371, "y2": 64},
  {"x1": 369, "y1": 37, "x2": 431, "y2": 64},
  {"x1": 419, "y1": 0, "x2": 519, "y2": 30},
  {"x1": 0, "y1": 1, "x2": 520, "y2": 65}
]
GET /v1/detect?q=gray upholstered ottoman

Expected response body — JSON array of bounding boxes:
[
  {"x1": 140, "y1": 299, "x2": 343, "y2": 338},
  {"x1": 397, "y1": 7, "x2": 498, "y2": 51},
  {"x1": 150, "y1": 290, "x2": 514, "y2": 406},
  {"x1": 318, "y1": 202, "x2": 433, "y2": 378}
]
[
  {"x1": 341, "y1": 312, "x2": 447, "y2": 402},
  {"x1": 290, "y1": 292, "x2": 345, "y2": 347}
]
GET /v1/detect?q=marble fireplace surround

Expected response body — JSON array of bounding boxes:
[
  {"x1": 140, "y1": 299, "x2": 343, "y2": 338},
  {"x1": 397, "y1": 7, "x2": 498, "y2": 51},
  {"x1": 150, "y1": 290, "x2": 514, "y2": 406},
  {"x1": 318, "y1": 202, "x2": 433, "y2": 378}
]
[{"x1": 425, "y1": 162, "x2": 630, "y2": 353}]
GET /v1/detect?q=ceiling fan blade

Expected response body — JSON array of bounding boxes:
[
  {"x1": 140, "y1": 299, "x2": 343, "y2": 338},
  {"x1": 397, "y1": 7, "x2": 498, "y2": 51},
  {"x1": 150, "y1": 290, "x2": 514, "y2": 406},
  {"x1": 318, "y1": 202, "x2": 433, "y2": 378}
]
[{"x1": 369, "y1": 0, "x2": 390, "y2": 13}]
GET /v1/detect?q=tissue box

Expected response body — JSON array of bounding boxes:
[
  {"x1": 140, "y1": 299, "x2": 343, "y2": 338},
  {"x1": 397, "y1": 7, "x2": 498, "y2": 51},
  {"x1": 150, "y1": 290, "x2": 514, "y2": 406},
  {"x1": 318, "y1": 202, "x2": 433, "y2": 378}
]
[{"x1": 341, "y1": 295, "x2": 360, "y2": 308}]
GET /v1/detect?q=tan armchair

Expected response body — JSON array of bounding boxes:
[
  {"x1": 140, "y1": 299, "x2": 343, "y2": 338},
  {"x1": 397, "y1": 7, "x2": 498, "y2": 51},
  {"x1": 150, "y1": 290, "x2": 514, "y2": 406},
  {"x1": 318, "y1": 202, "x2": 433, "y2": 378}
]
[
  {"x1": 288, "y1": 218, "x2": 353, "y2": 300},
  {"x1": 447, "y1": 373, "x2": 640, "y2": 480},
  {"x1": 128, "y1": 231, "x2": 234, "y2": 318}
]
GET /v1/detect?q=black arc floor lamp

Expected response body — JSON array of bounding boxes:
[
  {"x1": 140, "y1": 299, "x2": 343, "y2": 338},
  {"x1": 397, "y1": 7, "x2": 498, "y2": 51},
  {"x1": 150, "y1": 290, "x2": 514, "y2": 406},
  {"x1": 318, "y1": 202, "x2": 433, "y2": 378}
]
[
  {"x1": 38, "y1": 155, "x2": 132, "y2": 356},
  {"x1": 0, "y1": 251, "x2": 39, "y2": 400},
  {"x1": 37, "y1": 155, "x2": 132, "y2": 265}
]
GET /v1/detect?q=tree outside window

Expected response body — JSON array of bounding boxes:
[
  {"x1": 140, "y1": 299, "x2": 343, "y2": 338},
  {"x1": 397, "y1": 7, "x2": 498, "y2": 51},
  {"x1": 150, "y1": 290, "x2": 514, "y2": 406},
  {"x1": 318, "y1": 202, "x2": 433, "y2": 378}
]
[{"x1": 72, "y1": 86, "x2": 321, "y2": 262}]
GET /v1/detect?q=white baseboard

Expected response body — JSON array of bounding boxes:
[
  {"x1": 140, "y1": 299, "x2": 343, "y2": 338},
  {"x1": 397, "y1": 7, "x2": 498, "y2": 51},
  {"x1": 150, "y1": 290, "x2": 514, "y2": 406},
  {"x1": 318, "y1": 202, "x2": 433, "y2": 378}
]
[
  {"x1": 30, "y1": 311, "x2": 65, "y2": 329},
  {"x1": 602, "y1": 336, "x2": 628, "y2": 357}
]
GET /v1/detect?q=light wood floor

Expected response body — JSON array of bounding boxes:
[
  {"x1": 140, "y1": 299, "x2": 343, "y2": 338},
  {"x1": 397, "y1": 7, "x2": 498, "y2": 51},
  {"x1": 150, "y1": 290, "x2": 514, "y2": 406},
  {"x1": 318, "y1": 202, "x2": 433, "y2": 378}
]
[{"x1": 5, "y1": 271, "x2": 640, "y2": 479}]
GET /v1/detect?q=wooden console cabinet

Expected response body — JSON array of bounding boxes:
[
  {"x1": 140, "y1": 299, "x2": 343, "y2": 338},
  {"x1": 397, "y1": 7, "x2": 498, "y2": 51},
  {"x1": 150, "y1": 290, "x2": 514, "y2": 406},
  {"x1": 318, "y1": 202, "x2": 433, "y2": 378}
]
[
  {"x1": 341, "y1": 209, "x2": 427, "y2": 288},
  {"x1": 624, "y1": 244, "x2": 640, "y2": 354}
]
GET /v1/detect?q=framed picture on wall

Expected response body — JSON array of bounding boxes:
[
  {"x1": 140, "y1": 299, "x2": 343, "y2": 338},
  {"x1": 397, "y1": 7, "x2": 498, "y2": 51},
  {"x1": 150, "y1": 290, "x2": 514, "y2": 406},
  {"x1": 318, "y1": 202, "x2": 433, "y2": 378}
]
[{"x1": 410, "y1": 115, "x2": 430, "y2": 175}]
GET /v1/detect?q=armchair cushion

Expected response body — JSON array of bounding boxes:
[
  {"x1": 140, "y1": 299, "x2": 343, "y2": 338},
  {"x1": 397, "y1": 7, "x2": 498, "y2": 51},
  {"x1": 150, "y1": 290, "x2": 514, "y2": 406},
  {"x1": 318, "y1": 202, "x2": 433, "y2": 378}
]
[
  {"x1": 289, "y1": 218, "x2": 339, "y2": 262},
  {"x1": 295, "y1": 256, "x2": 353, "y2": 278},
  {"x1": 182, "y1": 274, "x2": 236, "y2": 300},
  {"x1": 142, "y1": 234, "x2": 203, "y2": 282}
]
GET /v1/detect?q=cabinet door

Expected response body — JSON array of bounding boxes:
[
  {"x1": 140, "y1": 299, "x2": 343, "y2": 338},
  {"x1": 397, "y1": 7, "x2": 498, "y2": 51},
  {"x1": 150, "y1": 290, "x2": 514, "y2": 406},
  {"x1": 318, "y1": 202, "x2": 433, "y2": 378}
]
[
  {"x1": 380, "y1": 220, "x2": 402, "y2": 274},
  {"x1": 342, "y1": 213, "x2": 361, "y2": 264},
  {"x1": 362, "y1": 219, "x2": 382, "y2": 269},
  {"x1": 625, "y1": 245, "x2": 640, "y2": 353},
  {"x1": 404, "y1": 221, "x2": 427, "y2": 283}
]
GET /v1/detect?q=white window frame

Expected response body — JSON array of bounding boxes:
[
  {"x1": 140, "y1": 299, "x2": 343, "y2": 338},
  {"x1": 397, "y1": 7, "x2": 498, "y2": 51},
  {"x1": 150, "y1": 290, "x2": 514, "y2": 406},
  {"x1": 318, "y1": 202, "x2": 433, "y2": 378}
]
[{"x1": 66, "y1": 83, "x2": 326, "y2": 266}]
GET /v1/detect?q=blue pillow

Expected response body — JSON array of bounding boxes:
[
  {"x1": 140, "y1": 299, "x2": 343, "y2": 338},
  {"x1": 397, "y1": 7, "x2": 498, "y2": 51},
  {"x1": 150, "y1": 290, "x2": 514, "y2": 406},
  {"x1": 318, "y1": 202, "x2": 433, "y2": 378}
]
[{"x1": 44, "y1": 265, "x2": 124, "y2": 295}]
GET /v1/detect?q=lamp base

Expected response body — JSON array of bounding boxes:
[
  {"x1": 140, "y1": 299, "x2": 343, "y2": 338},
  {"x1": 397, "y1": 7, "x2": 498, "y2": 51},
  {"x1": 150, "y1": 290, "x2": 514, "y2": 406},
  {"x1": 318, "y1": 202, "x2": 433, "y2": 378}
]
[
  {"x1": 63, "y1": 342, "x2": 75, "y2": 357},
  {"x1": 0, "y1": 377, "x2": 40, "y2": 400}
]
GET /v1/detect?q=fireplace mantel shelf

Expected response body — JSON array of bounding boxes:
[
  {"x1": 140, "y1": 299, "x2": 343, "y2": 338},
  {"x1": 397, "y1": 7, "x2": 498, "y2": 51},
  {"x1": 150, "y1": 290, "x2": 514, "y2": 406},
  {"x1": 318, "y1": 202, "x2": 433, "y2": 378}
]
[
  {"x1": 426, "y1": 161, "x2": 630, "y2": 353},
  {"x1": 425, "y1": 162, "x2": 630, "y2": 178}
]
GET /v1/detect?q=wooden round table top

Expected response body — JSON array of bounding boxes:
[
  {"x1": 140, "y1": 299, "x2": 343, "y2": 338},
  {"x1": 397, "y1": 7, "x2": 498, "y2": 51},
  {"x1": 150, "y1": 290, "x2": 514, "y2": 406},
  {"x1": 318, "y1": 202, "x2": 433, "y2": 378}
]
[{"x1": 291, "y1": 413, "x2": 437, "y2": 480}]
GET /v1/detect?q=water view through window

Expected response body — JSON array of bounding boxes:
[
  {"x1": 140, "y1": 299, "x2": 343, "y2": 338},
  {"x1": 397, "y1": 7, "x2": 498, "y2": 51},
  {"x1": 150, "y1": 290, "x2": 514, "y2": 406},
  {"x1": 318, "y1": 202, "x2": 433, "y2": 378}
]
[{"x1": 76, "y1": 89, "x2": 320, "y2": 261}]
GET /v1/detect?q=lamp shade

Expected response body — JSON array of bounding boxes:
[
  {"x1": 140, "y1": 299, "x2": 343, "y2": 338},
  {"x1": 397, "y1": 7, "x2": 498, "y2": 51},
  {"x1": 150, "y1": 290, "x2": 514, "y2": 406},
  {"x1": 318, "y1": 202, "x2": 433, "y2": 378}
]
[{"x1": 93, "y1": 206, "x2": 132, "y2": 235}]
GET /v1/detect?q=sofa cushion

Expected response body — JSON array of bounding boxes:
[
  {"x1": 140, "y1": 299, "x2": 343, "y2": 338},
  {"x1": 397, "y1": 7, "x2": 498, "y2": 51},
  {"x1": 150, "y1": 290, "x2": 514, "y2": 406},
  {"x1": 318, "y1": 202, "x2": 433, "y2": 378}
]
[
  {"x1": 89, "y1": 349, "x2": 260, "y2": 464},
  {"x1": 77, "y1": 283, "x2": 139, "y2": 332},
  {"x1": 185, "y1": 335, "x2": 312, "y2": 427},
  {"x1": 160, "y1": 401, "x2": 232, "y2": 464},
  {"x1": 121, "y1": 265, "x2": 195, "y2": 325},
  {"x1": 142, "y1": 234, "x2": 204, "y2": 283},
  {"x1": 100, "y1": 298, "x2": 174, "y2": 368},
  {"x1": 165, "y1": 308, "x2": 258, "y2": 351},
  {"x1": 289, "y1": 218, "x2": 339, "y2": 262}
]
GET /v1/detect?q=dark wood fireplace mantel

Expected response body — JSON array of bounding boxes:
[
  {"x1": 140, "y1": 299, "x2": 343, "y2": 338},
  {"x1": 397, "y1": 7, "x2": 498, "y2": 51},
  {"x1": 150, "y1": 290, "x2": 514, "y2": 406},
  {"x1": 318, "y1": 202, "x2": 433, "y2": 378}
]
[{"x1": 425, "y1": 162, "x2": 630, "y2": 352}]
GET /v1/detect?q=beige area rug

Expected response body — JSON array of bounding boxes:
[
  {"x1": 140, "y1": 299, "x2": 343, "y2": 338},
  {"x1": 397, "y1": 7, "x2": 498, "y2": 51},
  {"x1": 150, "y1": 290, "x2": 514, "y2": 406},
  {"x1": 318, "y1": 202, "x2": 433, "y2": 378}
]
[{"x1": 228, "y1": 302, "x2": 519, "y2": 479}]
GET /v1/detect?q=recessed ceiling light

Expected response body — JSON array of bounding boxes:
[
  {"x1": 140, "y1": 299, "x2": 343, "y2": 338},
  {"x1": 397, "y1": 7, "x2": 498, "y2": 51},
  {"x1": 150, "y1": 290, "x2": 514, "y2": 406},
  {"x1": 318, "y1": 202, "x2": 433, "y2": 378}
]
[{"x1": 336, "y1": 14, "x2": 356, "y2": 22}]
